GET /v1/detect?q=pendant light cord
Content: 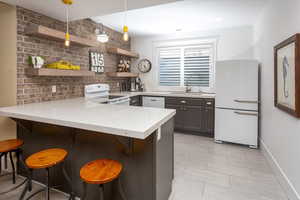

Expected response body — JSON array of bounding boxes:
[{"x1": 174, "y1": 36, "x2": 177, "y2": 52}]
[
  {"x1": 66, "y1": 5, "x2": 69, "y2": 33},
  {"x1": 124, "y1": 0, "x2": 127, "y2": 25}
]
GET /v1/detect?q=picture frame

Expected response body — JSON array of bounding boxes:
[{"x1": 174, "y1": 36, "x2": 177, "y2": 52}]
[
  {"x1": 274, "y1": 34, "x2": 300, "y2": 118},
  {"x1": 89, "y1": 51, "x2": 104, "y2": 73}
]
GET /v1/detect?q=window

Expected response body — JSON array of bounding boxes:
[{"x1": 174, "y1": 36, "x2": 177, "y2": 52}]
[{"x1": 158, "y1": 43, "x2": 215, "y2": 88}]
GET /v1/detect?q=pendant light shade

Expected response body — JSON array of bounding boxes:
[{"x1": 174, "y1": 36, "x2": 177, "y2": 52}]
[
  {"x1": 123, "y1": 25, "x2": 129, "y2": 42},
  {"x1": 65, "y1": 32, "x2": 70, "y2": 47},
  {"x1": 95, "y1": 24, "x2": 109, "y2": 43}
]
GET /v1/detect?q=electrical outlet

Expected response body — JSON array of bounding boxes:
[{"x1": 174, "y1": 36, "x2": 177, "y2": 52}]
[{"x1": 52, "y1": 85, "x2": 56, "y2": 93}]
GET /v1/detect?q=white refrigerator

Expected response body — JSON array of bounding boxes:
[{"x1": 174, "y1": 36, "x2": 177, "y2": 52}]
[{"x1": 215, "y1": 60, "x2": 259, "y2": 148}]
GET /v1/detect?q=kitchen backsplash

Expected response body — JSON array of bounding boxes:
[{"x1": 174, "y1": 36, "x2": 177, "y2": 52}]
[{"x1": 16, "y1": 7, "x2": 130, "y2": 105}]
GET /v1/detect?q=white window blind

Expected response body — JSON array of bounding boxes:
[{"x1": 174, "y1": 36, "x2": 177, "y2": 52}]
[
  {"x1": 184, "y1": 47, "x2": 211, "y2": 87},
  {"x1": 159, "y1": 48, "x2": 181, "y2": 86},
  {"x1": 158, "y1": 44, "x2": 213, "y2": 87}
]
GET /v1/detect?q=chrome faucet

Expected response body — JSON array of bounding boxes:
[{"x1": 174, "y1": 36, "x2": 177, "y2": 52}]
[{"x1": 185, "y1": 79, "x2": 192, "y2": 93}]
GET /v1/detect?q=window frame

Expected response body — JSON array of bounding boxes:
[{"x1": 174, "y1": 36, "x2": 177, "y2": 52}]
[{"x1": 153, "y1": 38, "x2": 217, "y2": 92}]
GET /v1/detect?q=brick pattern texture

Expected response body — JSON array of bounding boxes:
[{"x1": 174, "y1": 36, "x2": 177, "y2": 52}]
[{"x1": 17, "y1": 7, "x2": 131, "y2": 105}]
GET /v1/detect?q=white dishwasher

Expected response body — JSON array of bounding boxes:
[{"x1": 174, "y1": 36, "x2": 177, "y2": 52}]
[{"x1": 142, "y1": 96, "x2": 165, "y2": 108}]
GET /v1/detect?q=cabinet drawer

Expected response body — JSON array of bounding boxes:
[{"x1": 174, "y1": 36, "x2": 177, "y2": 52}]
[
  {"x1": 166, "y1": 97, "x2": 204, "y2": 106},
  {"x1": 204, "y1": 99, "x2": 215, "y2": 107}
]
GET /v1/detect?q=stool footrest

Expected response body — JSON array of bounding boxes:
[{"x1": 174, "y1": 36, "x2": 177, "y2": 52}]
[
  {"x1": 0, "y1": 177, "x2": 27, "y2": 195},
  {"x1": 25, "y1": 188, "x2": 46, "y2": 200}
]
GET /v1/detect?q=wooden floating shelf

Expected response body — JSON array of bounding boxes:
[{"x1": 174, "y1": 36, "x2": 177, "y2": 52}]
[
  {"x1": 107, "y1": 47, "x2": 139, "y2": 58},
  {"x1": 26, "y1": 68, "x2": 95, "y2": 77},
  {"x1": 25, "y1": 24, "x2": 98, "y2": 47},
  {"x1": 106, "y1": 72, "x2": 139, "y2": 78}
]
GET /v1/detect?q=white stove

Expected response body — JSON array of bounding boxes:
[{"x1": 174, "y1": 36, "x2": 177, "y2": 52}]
[{"x1": 84, "y1": 84, "x2": 130, "y2": 105}]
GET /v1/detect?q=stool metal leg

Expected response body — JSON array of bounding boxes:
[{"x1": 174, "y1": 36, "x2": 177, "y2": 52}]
[
  {"x1": 118, "y1": 177, "x2": 127, "y2": 200},
  {"x1": 46, "y1": 168, "x2": 50, "y2": 200},
  {"x1": 62, "y1": 162, "x2": 75, "y2": 200},
  {"x1": 0, "y1": 152, "x2": 4, "y2": 175},
  {"x1": 99, "y1": 184, "x2": 104, "y2": 200},
  {"x1": 28, "y1": 169, "x2": 33, "y2": 192},
  {"x1": 9, "y1": 151, "x2": 16, "y2": 184},
  {"x1": 19, "y1": 179, "x2": 29, "y2": 200},
  {"x1": 4, "y1": 153, "x2": 7, "y2": 169},
  {"x1": 82, "y1": 182, "x2": 87, "y2": 200},
  {"x1": 19, "y1": 168, "x2": 33, "y2": 200},
  {"x1": 16, "y1": 150, "x2": 20, "y2": 171}
]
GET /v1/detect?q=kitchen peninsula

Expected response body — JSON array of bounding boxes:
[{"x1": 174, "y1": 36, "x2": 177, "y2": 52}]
[{"x1": 0, "y1": 98, "x2": 176, "y2": 200}]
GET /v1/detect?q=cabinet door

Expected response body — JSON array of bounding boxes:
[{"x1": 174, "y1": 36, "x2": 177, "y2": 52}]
[
  {"x1": 165, "y1": 104, "x2": 185, "y2": 130},
  {"x1": 143, "y1": 96, "x2": 165, "y2": 108},
  {"x1": 202, "y1": 107, "x2": 215, "y2": 136},
  {"x1": 183, "y1": 105, "x2": 203, "y2": 132}
]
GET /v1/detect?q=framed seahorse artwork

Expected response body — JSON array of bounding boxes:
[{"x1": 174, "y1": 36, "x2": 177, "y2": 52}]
[{"x1": 274, "y1": 34, "x2": 300, "y2": 118}]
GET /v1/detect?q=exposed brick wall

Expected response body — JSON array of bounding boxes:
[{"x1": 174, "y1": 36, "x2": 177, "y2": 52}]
[{"x1": 16, "y1": 7, "x2": 130, "y2": 105}]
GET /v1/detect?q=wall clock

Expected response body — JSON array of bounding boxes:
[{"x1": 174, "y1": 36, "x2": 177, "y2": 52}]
[{"x1": 138, "y1": 59, "x2": 152, "y2": 73}]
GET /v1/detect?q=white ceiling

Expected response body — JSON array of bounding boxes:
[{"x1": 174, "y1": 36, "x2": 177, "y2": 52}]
[
  {"x1": 92, "y1": 0, "x2": 269, "y2": 36},
  {"x1": 0, "y1": 0, "x2": 180, "y2": 21}
]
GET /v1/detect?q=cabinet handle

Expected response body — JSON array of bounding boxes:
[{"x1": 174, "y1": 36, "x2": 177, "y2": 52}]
[
  {"x1": 150, "y1": 99, "x2": 157, "y2": 102},
  {"x1": 234, "y1": 111, "x2": 258, "y2": 116},
  {"x1": 234, "y1": 100, "x2": 258, "y2": 104},
  {"x1": 206, "y1": 102, "x2": 212, "y2": 105},
  {"x1": 180, "y1": 100, "x2": 186, "y2": 104}
]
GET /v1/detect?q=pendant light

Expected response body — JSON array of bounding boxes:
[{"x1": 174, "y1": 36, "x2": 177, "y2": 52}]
[
  {"x1": 95, "y1": 23, "x2": 109, "y2": 43},
  {"x1": 62, "y1": 0, "x2": 73, "y2": 47},
  {"x1": 123, "y1": 0, "x2": 129, "y2": 42}
]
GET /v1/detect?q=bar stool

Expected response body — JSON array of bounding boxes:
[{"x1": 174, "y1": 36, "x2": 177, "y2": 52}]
[
  {"x1": 19, "y1": 148, "x2": 75, "y2": 200},
  {"x1": 0, "y1": 139, "x2": 24, "y2": 195},
  {"x1": 80, "y1": 159, "x2": 127, "y2": 200}
]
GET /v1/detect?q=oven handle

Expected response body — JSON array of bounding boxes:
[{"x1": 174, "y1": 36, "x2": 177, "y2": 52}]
[{"x1": 116, "y1": 99, "x2": 130, "y2": 104}]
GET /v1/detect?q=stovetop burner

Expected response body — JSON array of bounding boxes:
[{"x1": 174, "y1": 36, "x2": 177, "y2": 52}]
[{"x1": 85, "y1": 84, "x2": 130, "y2": 105}]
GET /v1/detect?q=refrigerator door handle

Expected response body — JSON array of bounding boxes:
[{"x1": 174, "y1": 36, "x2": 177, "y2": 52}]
[
  {"x1": 234, "y1": 99, "x2": 259, "y2": 104},
  {"x1": 234, "y1": 111, "x2": 258, "y2": 116}
]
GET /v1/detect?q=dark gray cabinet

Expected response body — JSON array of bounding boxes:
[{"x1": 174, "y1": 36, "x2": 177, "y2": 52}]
[
  {"x1": 165, "y1": 104, "x2": 185, "y2": 130},
  {"x1": 165, "y1": 97, "x2": 215, "y2": 137},
  {"x1": 184, "y1": 105, "x2": 203, "y2": 132}
]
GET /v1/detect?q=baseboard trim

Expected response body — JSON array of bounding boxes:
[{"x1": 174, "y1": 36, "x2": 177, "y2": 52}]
[{"x1": 260, "y1": 139, "x2": 300, "y2": 200}]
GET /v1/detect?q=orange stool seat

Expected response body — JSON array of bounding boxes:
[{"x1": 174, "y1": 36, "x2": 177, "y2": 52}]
[
  {"x1": 0, "y1": 139, "x2": 23, "y2": 153},
  {"x1": 0, "y1": 139, "x2": 24, "y2": 193},
  {"x1": 20, "y1": 148, "x2": 74, "y2": 200},
  {"x1": 25, "y1": 148, "x2": 67, "y2": 169},
  {"x1": 80, "y1": 159, "x2": 122, "y2": 185}
]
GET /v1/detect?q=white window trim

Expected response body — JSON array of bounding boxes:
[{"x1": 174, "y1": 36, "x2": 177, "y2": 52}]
[{"x1": 152, "y1": 37, "x2": 218, "y2": 92}]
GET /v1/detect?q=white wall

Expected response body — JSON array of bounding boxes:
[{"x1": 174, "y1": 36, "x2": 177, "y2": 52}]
[
  {"x1": 131, "y1": 26, "x2": 255, "y2": 91},
  {"x1": 254, "y1": 0, "x2": 300, "y2": 199}
]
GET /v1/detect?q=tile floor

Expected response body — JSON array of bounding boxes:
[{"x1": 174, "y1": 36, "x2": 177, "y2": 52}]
[
  {"x1": 170, "y1": 133, "x2": 288, "y2": 200},
  {"x1": 0, "y1": 133, "x2": 288, "y2": 200}
]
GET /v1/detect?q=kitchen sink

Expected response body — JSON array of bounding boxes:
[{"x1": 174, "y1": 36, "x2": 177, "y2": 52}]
[
  {"x1": 147, "y1": 91, "x2": 172, "y2": 95},
  {"x1": 170, "y1": 91, "x2": 215, "y2": 96}
]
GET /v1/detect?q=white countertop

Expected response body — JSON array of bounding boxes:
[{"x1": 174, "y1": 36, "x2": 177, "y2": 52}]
[
  {"x1": 0, "y1": 98, "x2": 176, "y2": 139},
  {"x1": 110, "y1": 91, "x2": 216, "y2": 98}
]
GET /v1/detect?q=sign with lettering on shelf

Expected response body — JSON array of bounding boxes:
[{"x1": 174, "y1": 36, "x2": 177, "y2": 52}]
[{"x1": 89, "y1": 51, "x2": 104, "y2": 73}]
